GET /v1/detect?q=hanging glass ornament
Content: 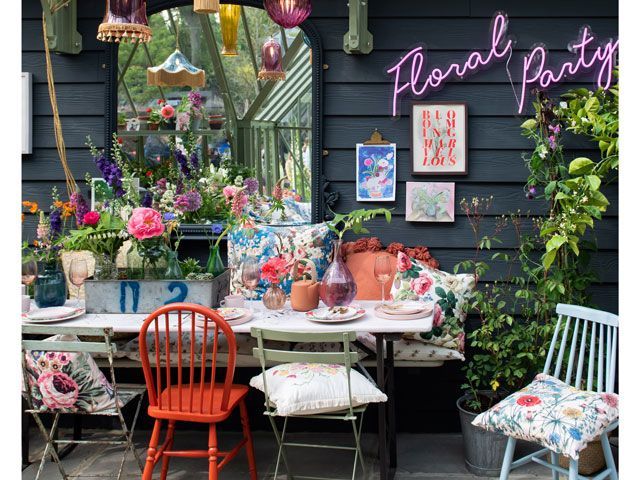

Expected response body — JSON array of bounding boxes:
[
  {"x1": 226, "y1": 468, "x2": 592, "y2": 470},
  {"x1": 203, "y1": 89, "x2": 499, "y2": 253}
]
[
  {"x1": 194, "y1": 0, "x2": 219, "y2": 14},
  {"x1": 263, "y1": 0, "x2": 312, "y2": 29},
  {"x1": 258, "y1": 38, "x2": 286, "y2": 81},
  {"x1": 220, "y1": 4, "x2": 241, "y2": 56},
  {"x1": 97, "y1": 0, "x2": 152, "y2": 43}
]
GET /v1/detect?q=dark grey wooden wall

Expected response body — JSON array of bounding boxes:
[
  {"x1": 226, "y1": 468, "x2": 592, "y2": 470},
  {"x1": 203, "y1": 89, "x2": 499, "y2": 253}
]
[{"x1": 21, "y1": 0, "x2": 618, "y2": 431}]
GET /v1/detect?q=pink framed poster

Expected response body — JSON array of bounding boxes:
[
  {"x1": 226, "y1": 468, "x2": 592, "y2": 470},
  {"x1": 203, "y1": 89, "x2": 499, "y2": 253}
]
[
  {"x1": 410, "y1": 103, "x2": 467, "y2": 175},
  {"x1": 405, "y1": 182, "x2": 455, "y2": 223}
]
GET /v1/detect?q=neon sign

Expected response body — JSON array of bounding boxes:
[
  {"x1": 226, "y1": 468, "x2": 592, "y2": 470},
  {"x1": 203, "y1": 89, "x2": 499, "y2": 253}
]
[{"x1": 386, "y1": 13, "x2": 619, "y2": 116}]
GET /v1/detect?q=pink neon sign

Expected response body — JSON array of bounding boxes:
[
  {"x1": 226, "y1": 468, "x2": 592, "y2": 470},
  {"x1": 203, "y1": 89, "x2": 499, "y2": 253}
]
[{"x1": 386, "y1": 13, "x2": 619, "y2": 115}]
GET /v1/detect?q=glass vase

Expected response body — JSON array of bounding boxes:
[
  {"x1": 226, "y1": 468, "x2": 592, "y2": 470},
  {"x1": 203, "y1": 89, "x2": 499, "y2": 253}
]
[
  {"x1": 94, "y1": 253, "x2": 117, "y2": 280},
  {"x1": 164, "y1": 250, "x2": 183, "y2": 279},
  {"x1": 319, "y1": 239, "x2": 357, "y2": 307},
  {"x1": 126, "y1": 243, "x2": 143, "y2": 279},
  {"x1": 35, "y1": 262, "x2": 68, "y2": 308},
  {"x1": 263, "y1": 283, "x2": 286, "y2": 310},
  {"x1": 206, "y1": 244, "x2": 226, "y2": 277}
]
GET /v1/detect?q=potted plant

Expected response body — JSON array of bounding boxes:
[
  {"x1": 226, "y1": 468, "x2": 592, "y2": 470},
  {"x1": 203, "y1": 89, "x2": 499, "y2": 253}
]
[
  {"x1": 208, "y1": 114, "x2": 225, "y2": 130},
  {"x1": 117, "y1": 112, "x2": 127, "y2": 130},
  {"x1": 147, "y1": 108, "x2": 162, "y2": 130}
]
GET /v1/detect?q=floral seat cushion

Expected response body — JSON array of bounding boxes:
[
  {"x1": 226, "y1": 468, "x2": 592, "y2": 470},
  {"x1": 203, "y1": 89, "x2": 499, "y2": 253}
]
[
  {"x1": 472, "y1": 374, "x2": 619, "y2": 460},
  {"x1": 24, "y1": 335, "x2": 121, "y2": 413},
  {"x1": 390, "y1": 252, "x2": 475, "y2": 354}
]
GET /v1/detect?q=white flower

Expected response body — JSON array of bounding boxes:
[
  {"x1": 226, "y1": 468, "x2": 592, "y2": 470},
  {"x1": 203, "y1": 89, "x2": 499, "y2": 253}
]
[
  {"x1": 234, "y1": 175, "x2": 243, "y2": 186},
  {"x1": 559, "y1": 101, "x2": 568, "y2": 109},
  {"x1": 119, "y1": 205, "x2": 132, "y2": 222}
]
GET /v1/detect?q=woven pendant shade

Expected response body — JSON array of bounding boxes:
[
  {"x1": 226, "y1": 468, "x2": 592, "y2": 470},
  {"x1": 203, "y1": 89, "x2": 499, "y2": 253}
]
[
  {"x1": 258, "y1": 38, "x2": 286, "y2": 81},
  {"x1": 147, "y1": 49, "x2": 205, "y2": 87},
  {"x1": 194, "y1": 0, "x2": 219, "y2": 14},
  {"x1": 263, "y1": 0, "x2": 311, "y2": 29},
  {"x1": 220, "y1": 4, "x2": 241, "y2": 56},
  {"x1": 97, "y1": 0, "x2": 152, "y2": 43}
]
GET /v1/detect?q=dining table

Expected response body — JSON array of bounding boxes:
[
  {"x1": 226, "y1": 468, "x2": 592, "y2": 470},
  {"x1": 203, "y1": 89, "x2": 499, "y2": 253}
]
[{"x1": 23, "y1": 299, "x2": 435, "y2": 480}]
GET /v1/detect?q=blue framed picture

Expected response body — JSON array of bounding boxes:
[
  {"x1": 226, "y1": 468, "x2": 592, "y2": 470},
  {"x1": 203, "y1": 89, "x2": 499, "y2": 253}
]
[{"x1": 356, "y1": 143, "x2": 397, "y2": 202}]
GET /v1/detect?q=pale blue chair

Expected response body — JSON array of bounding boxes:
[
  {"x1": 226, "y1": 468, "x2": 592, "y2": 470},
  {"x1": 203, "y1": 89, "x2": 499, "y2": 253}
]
[{"x1": 499, "y1": 304, "x2": 618, "y2": 480}]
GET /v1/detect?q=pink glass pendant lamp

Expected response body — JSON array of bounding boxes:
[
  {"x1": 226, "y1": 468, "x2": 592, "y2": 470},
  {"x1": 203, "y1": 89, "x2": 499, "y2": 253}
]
[
  {"x1": 258, "y1": 38, "x2": 286, "y2": 81},
  {"x1": 263, "y1": 0, "x2": 312, "y2": 29},
  {"x1": 97, "y1": 0, "x2": 152, "y2": 43}
]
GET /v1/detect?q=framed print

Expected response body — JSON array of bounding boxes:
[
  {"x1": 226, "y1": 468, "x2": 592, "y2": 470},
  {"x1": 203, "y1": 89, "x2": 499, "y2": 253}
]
[
  {"x1": 410, "y1": 103, "x2": 467, "y2": 175},
  {"x1": 356, "y1": 143, "x2": 397, "y2": 202},
  {"x1": 405, "y1": 182, "x2": 455, "y2": 223}
]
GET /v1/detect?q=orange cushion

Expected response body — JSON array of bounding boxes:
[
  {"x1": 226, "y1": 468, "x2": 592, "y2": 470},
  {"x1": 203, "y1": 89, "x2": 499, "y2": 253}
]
[{"x1": 346, "y1": 251, "x2": 396, "y2": 301}]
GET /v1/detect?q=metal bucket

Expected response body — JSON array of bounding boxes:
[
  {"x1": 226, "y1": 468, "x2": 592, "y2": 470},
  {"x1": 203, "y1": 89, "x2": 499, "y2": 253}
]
[{"x1": 457, "y1": 394, "x2": 509, "y2": 477}]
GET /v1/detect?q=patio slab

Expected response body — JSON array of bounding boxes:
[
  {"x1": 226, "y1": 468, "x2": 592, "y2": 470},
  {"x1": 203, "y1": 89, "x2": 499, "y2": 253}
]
[{"x1": 24, "y1": 428, "x2": 614, "y2": 479}]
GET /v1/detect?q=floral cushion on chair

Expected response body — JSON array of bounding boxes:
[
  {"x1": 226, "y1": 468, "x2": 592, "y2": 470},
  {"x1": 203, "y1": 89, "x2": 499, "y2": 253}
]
[
  {"x1": 228, "y1": 223, "x2": 335, "y2": 299},
  {"x1": 389, "y1": 252, "x2": 475, "y2": 354},
  {"x1": 23, "y1": 335, "x2": 121, "y2": 413},
  {"x1": 472, "y1": 374, "x2": 619, "y2": 460}
]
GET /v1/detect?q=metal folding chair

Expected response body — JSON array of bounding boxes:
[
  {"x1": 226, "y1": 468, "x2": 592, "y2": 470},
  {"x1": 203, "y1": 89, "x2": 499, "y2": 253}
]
[
  {"x1": 251, "y1": 328, "x2": 368, "y2": 480},
  {"x1": 22, "y1": 325, "x2": 146, "y2": 480},
  {"x1": 498, "y1": 303, "x2": 619, "y2": 480}
]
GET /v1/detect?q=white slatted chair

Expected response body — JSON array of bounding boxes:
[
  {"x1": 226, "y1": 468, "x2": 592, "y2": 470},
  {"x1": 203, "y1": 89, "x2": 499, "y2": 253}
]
[{"x1": 499, "y1": 304, "x2": 618, "y2": 480}]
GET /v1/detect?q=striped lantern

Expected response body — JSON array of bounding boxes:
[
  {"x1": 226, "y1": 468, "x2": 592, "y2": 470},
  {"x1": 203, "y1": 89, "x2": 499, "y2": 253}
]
[{"x1": 263, "y1": 0, "x2": 312, "y2": 29}]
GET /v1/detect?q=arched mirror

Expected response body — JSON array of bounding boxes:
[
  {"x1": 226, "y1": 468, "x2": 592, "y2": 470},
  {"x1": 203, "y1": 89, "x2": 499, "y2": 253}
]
[{"x1": 109, "y1": 0, "x2": 322, "y2": 226}]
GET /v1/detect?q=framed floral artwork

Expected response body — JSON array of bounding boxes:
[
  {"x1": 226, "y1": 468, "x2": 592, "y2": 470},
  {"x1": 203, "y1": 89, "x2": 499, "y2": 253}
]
[
  {"x1": 405, "y1": 182, "x2": 455, "y2": 222},
  {"x1": 356, "y1": 143, "x2": 397, "y2": 202},
  {"x1": 410, "y1": 103, "x2": 467, "y2": 175}
]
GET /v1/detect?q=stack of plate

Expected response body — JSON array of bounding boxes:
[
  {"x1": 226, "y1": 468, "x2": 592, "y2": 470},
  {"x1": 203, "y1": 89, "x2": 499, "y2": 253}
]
[
  {"x1": 305, "y1": 305, "x2": 366, "y2": 323},
  {"x1": 196, "y1": 307, "x2": 253, "y2": 327},
  {"x1": 374, "y1": 301, "x2": 433, "y2": 320},
  {"x1": 23, "y1": 306, "x2": 85, "y2": 324}
]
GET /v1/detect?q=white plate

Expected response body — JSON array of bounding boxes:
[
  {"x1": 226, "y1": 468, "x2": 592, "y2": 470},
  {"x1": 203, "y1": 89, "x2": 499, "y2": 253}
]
[
  {"x1": 27, "y1": 306, "x2": 76, "y2": 321},
  {"x1": 306, "y1": 307, "x2": 366, "y2": 323},
  {"x1": 197, "y1": 309, "x2": 253, "y2": 327},
  {"x1": 374, "y1": 303, "x2": 433, "y2": 321},
  {"x1": 23, "y1": 307, "x2": 85, "y2": 324},
  {"x1": 306, "y1": 305, "x2": 360, "y2": 321},
  {"x1": 380, "y1": 301, "x2": 429, "y2": 316},
  {"x1": 213, "y1": 307, "x2": 248, "y2": 321}
]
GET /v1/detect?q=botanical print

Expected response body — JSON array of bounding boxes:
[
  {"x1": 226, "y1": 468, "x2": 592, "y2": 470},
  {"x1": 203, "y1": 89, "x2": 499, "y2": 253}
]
[
  {"x1": 24, "y1": 335, "x2": 120, "y2": 413},
  {"x1": 356, "y1": 144, "x2": 397, "y2": 201},
  {"x1": 411, "y1": 103, "x2": 467, "y2": 174},
  {"x1": 406, "y1": 182, "x2": 455, "y2": 222},
  {"x1": 473, "y1": 374, "x2": 619, "y2": 460},
  {"x1": 390, "y1": 252, "x2": 475, "y2": 354},
  {"x1": 228, "y1": 223, "x2": 335, "y2": 299}
]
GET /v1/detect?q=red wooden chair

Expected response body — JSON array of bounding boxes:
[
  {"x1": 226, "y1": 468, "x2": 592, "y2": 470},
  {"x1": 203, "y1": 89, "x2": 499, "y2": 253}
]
[{"x1": 138, "y1": 303, "x2": 257, "y2": 480}]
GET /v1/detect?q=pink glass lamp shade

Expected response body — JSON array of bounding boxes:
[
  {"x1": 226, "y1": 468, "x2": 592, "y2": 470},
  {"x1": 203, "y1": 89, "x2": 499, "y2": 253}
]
[
  {"x1": 97, "y1": 0, "x2": 152, "y2": 43},
  {"x1": 263, "y1": 0, "x2": 312, "y2": 29},
  {"x1": 258, "y1": 38, "x2": 286, "y2": 81}
]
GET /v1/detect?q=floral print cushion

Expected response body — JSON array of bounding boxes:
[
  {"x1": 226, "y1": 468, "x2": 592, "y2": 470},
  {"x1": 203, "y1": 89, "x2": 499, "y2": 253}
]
[
  {"x1": 472, "y1": 374, "x2": 619, "y2": 460},
  {"x1": 390, "y1": 252, "x2": 475, "y2": 353},
  {"x1": 24, "y1": 335, "x2": 121, "y2": 413},
  {"x1": 249, "y1": 362, "x2": 387, "y2": 416},
  {"x1": 228, "y1": 223, "x2": 335, "y2": 299}
]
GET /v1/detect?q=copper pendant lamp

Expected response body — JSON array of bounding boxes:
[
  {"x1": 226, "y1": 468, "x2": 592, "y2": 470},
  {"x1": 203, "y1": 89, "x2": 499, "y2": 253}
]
[{"x1": 97, "y1": 0, "x2": 152, "y2": 43}]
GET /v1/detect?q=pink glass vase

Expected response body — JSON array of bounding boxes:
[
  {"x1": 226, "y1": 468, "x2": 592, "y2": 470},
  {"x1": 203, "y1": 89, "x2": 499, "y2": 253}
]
[{"x1": 319, "y1": 240, "x2": 357, "y2": 307}]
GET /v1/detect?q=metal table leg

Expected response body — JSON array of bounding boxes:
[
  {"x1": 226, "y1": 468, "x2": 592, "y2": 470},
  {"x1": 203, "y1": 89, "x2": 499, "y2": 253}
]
[
  {"x1": 375, "y1": 333, "x2": 398, "y2": 480},
  {"x1": 386, "y1": 339, "x2": 398, "y2": 469},
  {"x1": 375, "y1": 334, "x2": 389, "y2": 480}
]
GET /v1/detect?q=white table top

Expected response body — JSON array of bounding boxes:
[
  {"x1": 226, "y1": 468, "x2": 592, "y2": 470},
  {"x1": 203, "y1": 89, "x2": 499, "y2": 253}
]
[{"x1": 24, "y1": 300, "x2": 434, "y2": 335}]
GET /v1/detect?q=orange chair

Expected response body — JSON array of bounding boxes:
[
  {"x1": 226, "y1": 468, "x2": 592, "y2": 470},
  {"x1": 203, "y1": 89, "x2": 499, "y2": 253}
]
[{"x1": 139, "y1": 303, "x2": 257, "y2": 480}]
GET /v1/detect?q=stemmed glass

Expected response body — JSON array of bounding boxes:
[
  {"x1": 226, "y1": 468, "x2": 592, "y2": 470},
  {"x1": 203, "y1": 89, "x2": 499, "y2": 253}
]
[
  {"x1": 22, "y1": 259, "x2": 38, "y2": 294},
  {"x1": 374, "y1": 255, "x2": 393, "y2": 305},
  {"x1": 69, "y1": 259, "x2": 88, "y2": 308},
  {"x1": 241, "y1": 257, "x2": 261, "y2": 300}
]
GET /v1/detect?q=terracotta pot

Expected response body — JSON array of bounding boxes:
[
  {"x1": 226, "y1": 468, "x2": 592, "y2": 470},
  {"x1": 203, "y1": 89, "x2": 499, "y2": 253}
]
[
  {"x1": 208, "y1": 115, "x2": 225, "y2": 130},
  {"x1": 148, "y1": 122, "x2": 159, "y2": 131},
  {"x1": 290, "y1": 259, "x2": 319, "y2": 311}
]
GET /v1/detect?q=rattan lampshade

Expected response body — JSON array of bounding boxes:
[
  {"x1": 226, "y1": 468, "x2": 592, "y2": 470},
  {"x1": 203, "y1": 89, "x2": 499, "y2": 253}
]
[
  {"x1": 220, "y1": 4, "x2": 241, "y2": 56},
  {"x1": 194, "y1": 0, "x2": 219, "y2": 14},
  {"x1": 97, "y1": 0, "x2": 152, "y2": 43},
  {"x1": 147, "y1": 49, "x2": 205, "y2": 87}
]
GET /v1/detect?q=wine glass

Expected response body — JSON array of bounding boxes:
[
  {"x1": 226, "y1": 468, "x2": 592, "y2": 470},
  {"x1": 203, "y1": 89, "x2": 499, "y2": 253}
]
[
  {"x1": 374, "y1": 255, "x2": 393, "y2": 305},
  {"x1": 69, "y1": 259, "x2": 88, "y2": 308},
  {"x1": 241, "y1": 257, "x2": 261, "y2": 300},
  {"x1": 22, "y1": 259, "x2": 38, "y2": 294}
]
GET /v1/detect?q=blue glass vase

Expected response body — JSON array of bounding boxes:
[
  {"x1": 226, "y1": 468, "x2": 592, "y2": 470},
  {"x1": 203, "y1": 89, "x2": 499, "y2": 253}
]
[{"x1": 35, "y1": 263, "x2": 67, "y2": 308}]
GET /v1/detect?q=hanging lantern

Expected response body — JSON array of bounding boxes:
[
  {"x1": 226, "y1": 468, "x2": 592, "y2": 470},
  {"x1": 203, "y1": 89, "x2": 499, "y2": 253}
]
[
  {"x1": 220, "y1": 4, "x2": 241, "y2": 56},
  {"x1": 147, "y1": 49, "x2": 205, "y2": 87},
  {"x1": 258, "y1": 38, "x2": 286, "y2": 81},
  {"x1": 194, "y1": 0, "x2": 219, "y2": 14},
  {"x1": 263, "y1": 0, "x2": 312, "y2": 29},
  {"x1": 97, "y1": 0, "x2": 152, "y2": 43}
]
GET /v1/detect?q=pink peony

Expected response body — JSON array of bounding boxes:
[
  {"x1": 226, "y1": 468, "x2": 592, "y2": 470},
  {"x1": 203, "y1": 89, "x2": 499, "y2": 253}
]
[
  {"x1": 37, "y1": 371, "x2": 79, "y2": 410},
  {"x1": 409, "y1": 273, "x2": 433, "y2": 296},
  {"x1": 363, "y1": 158, "x2": 373, "y2": 166},
  {"x1": 127, "y1": 207, "x2": 165, "y2": 240},
  {"x1": 83, "y1": 211, "x2": 100, "y2": 226},
  {"x1": 397, "y1": 251, "x2": 413, "y2": 272},
  {"x1": 222, "y1": 185, "x2": 237, "y2": 201},
  {"x1": 160, "y1": 104, "x2": 175, "y2": 119},
  {"x1": 432, "y1": 303, "x2": 443, "y2": 327}
]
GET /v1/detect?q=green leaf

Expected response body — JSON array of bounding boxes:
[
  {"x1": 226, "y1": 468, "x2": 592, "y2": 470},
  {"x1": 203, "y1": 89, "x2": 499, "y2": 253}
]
[
  {"x1": 585, "y1": 96, "x2": 600, "y2": 113},
  {"x1": 585, "y1": 175, "x2": 601, "y2": 191},
  {"x1": 544, "y1": 181, "x2": 557, "y2": 197},
  {"x1": 569, "y1": 157, "x2": 595, "y2": 176},
  {"x1": 545, "y1": 235, "x2": 567, "y2": 251},
  {"x1": 520, "y1": 119, "x2": 537, "y2": 131},
  {"x1": 435, "y1": 286, "x2": 447, "y2": 299}
]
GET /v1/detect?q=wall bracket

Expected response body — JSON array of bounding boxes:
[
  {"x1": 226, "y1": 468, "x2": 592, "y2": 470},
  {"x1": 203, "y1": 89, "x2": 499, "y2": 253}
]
[
  {"x1": 343, "y1": 0, "x2": 373, "y2": 55},
  {"x1": 40, "y1": 0, "x2": 83, "y2": 55}
]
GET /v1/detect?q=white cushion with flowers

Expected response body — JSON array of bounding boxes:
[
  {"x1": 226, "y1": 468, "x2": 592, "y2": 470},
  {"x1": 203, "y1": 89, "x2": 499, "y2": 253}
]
[
  {"x1": 472, "y1": 374, "x2": 619, "y2": 460},
  {"x1": 390, "y1": 252, "x2": 475, "y2": 354},
  {"x1": 23, "y1": 335, "x2": 121, "y2": 413}
]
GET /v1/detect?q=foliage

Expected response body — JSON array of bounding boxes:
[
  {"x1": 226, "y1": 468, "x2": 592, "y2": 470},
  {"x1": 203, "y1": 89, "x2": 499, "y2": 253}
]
[
  {"x1": 179, "y1": 257, "x2": 204, "y2": 277},
  {"x1": 326, "y1": 207, "x2": 392, "y2": 240},
  {"x1": 63, "y1": 212, "x2": 126, "y2": 261}
]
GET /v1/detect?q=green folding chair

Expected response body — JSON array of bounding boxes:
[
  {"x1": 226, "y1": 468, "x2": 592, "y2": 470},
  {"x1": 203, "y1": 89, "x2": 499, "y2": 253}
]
[{"x1": 251, "y1": 328, "x2": 368, "y2": 480}]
